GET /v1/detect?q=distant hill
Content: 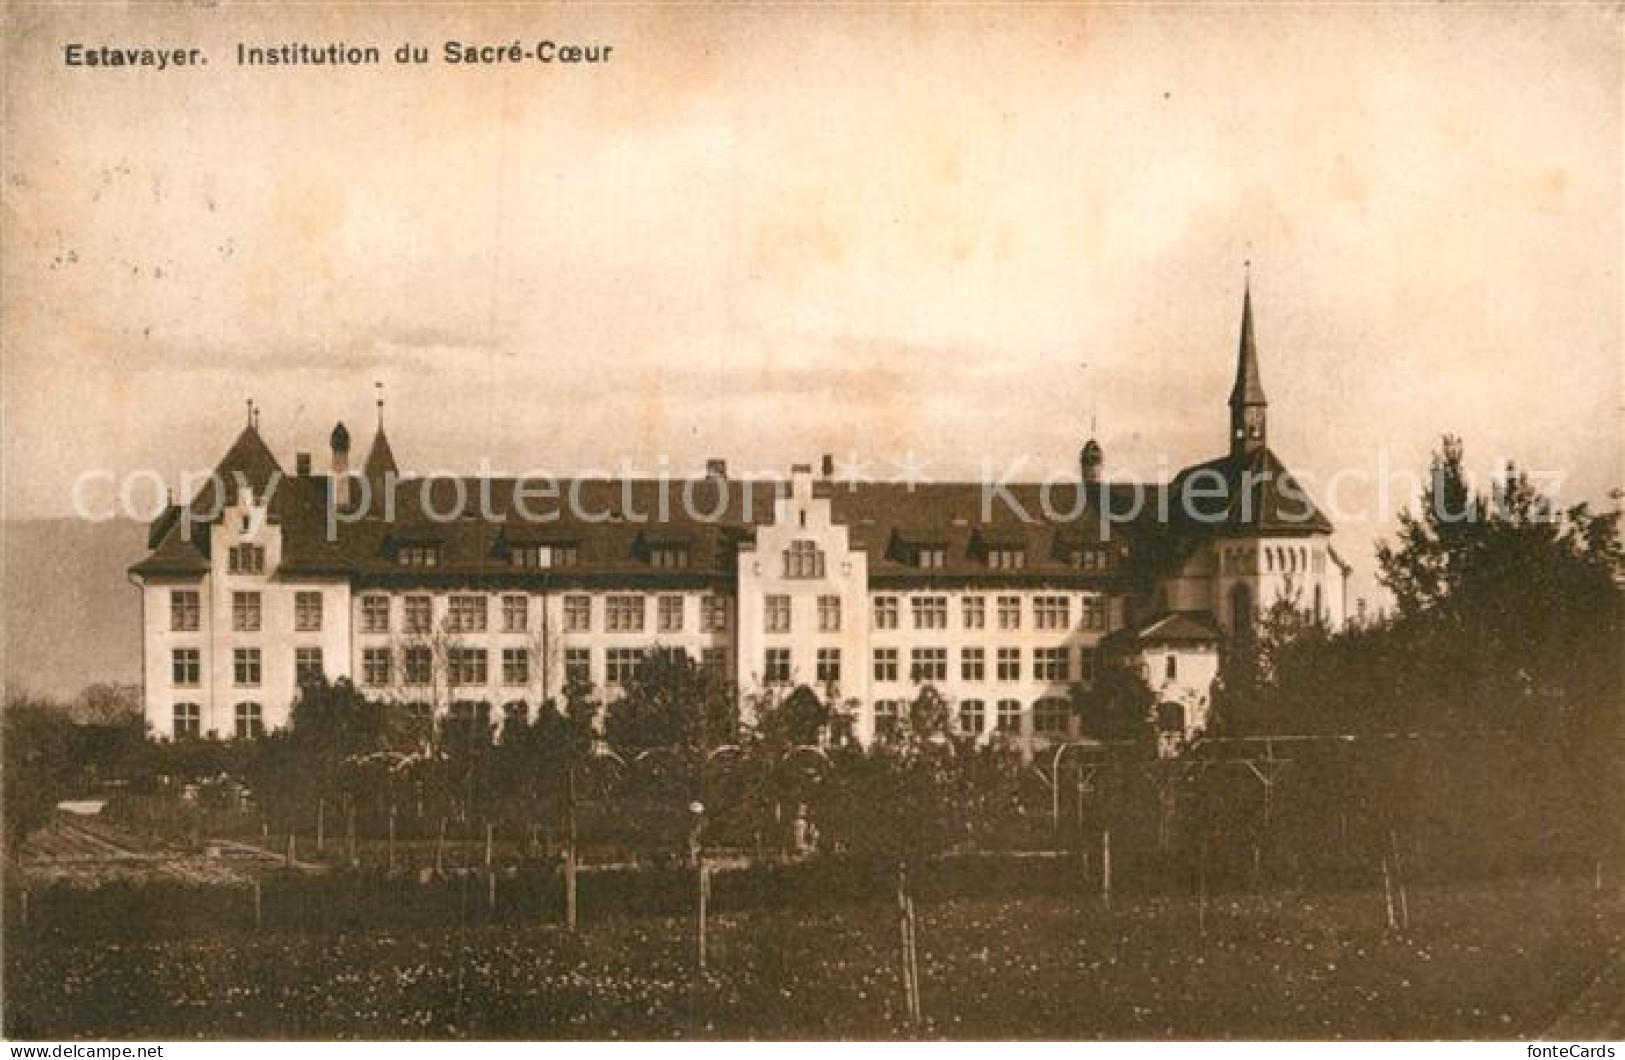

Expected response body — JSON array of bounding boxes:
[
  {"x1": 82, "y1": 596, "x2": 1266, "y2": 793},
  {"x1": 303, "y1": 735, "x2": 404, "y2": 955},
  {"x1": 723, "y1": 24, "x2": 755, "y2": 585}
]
[{"x1": 2, "y1": 519, "x2": 145, "y2": 701}]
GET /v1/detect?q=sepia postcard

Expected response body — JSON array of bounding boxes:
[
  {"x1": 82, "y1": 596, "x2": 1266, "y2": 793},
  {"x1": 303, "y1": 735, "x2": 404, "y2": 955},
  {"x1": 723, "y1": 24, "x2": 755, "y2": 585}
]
[{"x1": 1, "y1": 1, "x2": 1621, "y2": 1048}]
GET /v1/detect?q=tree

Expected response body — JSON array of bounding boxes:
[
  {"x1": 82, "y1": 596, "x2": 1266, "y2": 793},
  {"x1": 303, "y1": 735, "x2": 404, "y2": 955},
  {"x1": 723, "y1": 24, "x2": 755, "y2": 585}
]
[
  {"x1": 2, "y1": 696, "x2": 77, "y2": 859},
  {"x1": 1074, "y1": 659, "x2": 1156, "y2": 744}
]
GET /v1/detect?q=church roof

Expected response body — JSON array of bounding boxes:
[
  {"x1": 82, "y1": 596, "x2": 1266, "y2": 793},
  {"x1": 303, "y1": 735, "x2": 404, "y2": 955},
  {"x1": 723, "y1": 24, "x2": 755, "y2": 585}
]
[{"x1": 1169, "y1": 446, "x2": 1333, "y2": 536}]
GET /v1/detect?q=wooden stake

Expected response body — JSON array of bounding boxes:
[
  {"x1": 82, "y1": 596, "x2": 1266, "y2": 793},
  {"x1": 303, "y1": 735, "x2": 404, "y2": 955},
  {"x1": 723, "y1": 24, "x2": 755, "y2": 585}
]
[
  {"x1": 1381, "y1": 855, "x2": 1397, "y2": 931},
  {"x1": 696, "y1": 859, "x2": 709, "y2": 972},
  {"x1": 346, "y1": 800, "x2": 357, "y2": 867},
  {"x1": 1390, "y1": 830, "x2": 1410, "y2": 931},
  {"x1": 1101, "y1": 829, "x2": 1113, "y2": 912},
  {"x1": 435, "y1": 817, "x2": 446, "y2": 875},
  {"x1": 387, "y1": 805, "x2": 397, "y2": 872},
  {"x1": 316, "y1": 798, "x2": 325, "y2": 853},
  {"x1": 564, "y1": 767, "x2": 578, "y2": 931},
  {"x1": 285, "y1": 831, "x2": 295, "y2": 869},
  {"x1": 20, "y1": 886, "x2": 28, "y2": 930},
  {"x1": 253, "y1": 878, "x2": 262, "y2": 926},
  {"x1": 486, "y1": 822, "x2": 497, "y2": 912}
]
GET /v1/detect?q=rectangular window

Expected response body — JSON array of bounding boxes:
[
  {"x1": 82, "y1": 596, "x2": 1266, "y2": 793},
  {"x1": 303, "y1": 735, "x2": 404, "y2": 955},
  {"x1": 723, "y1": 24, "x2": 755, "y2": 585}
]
[
  {"x1": 874, "y1": 700, "x2": 902, "y2": 743},
  {"x1": 564, "y1": 595, "x2": 592, "y2": 632},
  {"x1": 294, "y1": 591, "x2": 323, "y2": 632},
  {"x1": 910, "y1": 647, "x2": 947, "y2": 684},
  {"x1": 917, "y1": 546, "x2": 946, "y2": 570},
  {"x1": 816, "y1": 647, "x2": 841, "y2": 685},
  {"x1": 361, "y1": 595, "x2": 390, "y2": 634},
  {"x1": 959, "y1": 699, "x2": 985, "y2": 737},
  {"x1": 996, "y1": 699, "x2": 1022, "y2": 734},
  {"x1": 502, "y1": 594, "x2": 529, "y2": 634},
  {"x1": 362, "y1": 647, "x2": 391, "y2": 686},
  {"x1": 606, "y1": 647, "x2": 643, "y2": 685},
  {"x1": 1035, "y1": 646, "x2": 1070, "y2": 682},
  {"x1": 171, "y1": 648, "x2": 200, "y2": 687},
  {"x1": 765, "y1": 594, "x2": 791, "y2": 634},
  {"x1": 764, "y1": 647, "x2": 791, "y2": 684},
  {"x1": 701, "y1": 595, "x2": 728, "y2": 633},
  {"x1": 512, "y1": 543, "x2": 578, "y2": 568},
  {"x1": 403, "y1": 645, "x2": 432, "y2": 686},
  {"x1": 564, "y1": 647, "x2": 591, "y2": 687},
  {"x1": 448, "y1": 647, "x2": 488, "y2": 687},
  {"x1": 996, "y1": 647, "x2": 1021, "y2": 682},
  {"x1": 987, "y1": 547, "x2": 1026, "y2": 571},
  {"x1": 173, "y1": 702, "x2": 201, "y2": 740},
  {"x1": 606, "y1": 595, "x2": 645, "y2": 633},
  {"x1": 1034, "y1": 595, "x2": 1070, "y2": 631},
  {"x1": 873, "y1": 647, "x2": 899, "y2": 683},
  {"x1": 873, "y1": 596, "x2": 899, "y2": 630},
  {"x1": 234, "y1": 647, "x2": 261, "y2": 687},
  {"x1": 170, "y1": 590, "x2": 200, "y2": 632},
  {"x1": 1081, "y1": 595, "x2": 1108, "y2": 632},
  {"x1": 701, "y1": 647, "x2": 726, "y2": 674},
  {"x1": 912, "y1": 596, "x2": 948, "y2": 630},
  {"x1": 1165, "y1": 654, "x2": 1178, "y2": 680},
  {"x1": 397, "y1": 544, "x2": 441, "y2": 567},
  {"x1": 658, "y1": 595, "x2": 684, "y2": 633},
  {"x1": 650, "y1": 546, "x2": 690, "y2": 569},
  {"x1": 404, "y1": 595, "x2": 433, "y2": 634},
  {"x1": 783, "y1": 540, "x2": 825, "y2": 579},
  {"x1": 961, "y1": 647, "x2": 986, "y2": 682},
  {"x1": 502, "y1": 647, "x2": 530, "y2": 686},
  {"x1": 295, "y1": 647, "x2": 324, "y2": 685},
  {"x1": 818, "y1": 594, "x2": 842, "y2": 632},
  {"x1": 997, "y1": 596, "x2": 1021, "y2": 630},
  {"x1": 961, "y1": 596, "x2": 985, "y2": 630},
  {"x1": 232, "y1": 591, "x2": 261, "y2": 632},
  {"x1": 234, "y1": 702, "x2": 264, "y2": 740},
  {"x1": 227, "y1": 543, "x2": 265, "y2": 575},
  {"x1": 1035, "y1": 697, "x2": 1070, "y2": 735},
  {"x1": 448, "y1": 595, "x2": 488, "y2": 633},
  {"x1": 1079, "y1": 648, "x2": 1096, "y2": 685}
]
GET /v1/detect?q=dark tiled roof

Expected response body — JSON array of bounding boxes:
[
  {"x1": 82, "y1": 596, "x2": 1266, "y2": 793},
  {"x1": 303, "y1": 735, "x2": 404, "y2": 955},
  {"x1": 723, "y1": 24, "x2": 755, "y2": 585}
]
[
  {"x1": 1168, "y1": 447, "x2": 1333, "y2": 536},
  {"x1": 1133, "y1": 611, "x2": 1223, "y2": 645},
  {"x1": 130, "y1": 441, "x2": 1332, "y2": 585}
]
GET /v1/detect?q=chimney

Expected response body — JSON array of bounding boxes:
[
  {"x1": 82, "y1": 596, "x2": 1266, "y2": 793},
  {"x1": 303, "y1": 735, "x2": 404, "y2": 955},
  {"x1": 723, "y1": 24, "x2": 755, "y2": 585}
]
[
  {"x1": 821, "y1": 453, "x2": 835, "y2": 478},
  {"x1": 295, "y1": 452, "x2": 312, "y2": 477},
  {"x1": 705, "y1": 458, "x2": 728, "y2": 480},
  {"x1": 330, "y1": 421, "x2": 352, "y2": 507}
]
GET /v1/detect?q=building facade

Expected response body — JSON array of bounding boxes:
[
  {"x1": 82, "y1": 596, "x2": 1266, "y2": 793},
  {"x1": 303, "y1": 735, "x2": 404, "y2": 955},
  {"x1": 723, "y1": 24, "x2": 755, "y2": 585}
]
[{"x1": 131, "y1": 288, "x2": 1348, "y2": 750}]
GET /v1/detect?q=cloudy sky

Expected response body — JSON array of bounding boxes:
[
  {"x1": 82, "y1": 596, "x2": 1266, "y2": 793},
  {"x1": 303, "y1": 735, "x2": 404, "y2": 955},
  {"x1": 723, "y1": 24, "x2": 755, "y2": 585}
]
[{"x1": 3, "y1": 3, "x2": 1620, "y2": 607}]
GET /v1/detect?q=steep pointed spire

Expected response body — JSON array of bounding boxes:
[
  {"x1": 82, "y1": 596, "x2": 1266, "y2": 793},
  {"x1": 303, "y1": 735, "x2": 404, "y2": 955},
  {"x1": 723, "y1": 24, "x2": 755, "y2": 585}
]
[
  {"x1": 1229, "y1": 270, "x2": 1268, "y2": 458},
  {"x1": 1229, "y1": 275, "x2": 1266, "y2": 408},
  {"x1": 364, "y1": 381, "x2": 399, "y2": 481}
]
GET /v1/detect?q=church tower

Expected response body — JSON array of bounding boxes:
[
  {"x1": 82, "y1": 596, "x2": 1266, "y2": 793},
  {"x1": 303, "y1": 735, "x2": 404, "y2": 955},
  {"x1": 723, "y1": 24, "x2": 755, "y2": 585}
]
[{"x1": 1229, "y1": 279, "x2": 1267, "y2": 459}]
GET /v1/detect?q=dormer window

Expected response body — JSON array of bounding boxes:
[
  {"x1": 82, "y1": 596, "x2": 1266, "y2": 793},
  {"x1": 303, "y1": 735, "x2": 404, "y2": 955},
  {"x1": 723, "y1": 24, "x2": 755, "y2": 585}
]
[
  {"x1": 1068, "y1": 547, "x2": 1114, "y2": 572},
  {"x1": 397, "y1": 543, "x2": 441, "y2": 568},
  {"x1": 918, "y1": 546, "x2": 947, "y2": 570},
  {"x1": 512, "y1": 543, "x2": 578, "y2": 569},
  {"x1": 783, "y1": 539, "x2": 825, "y2": 579},
  {"x1": 987, "y1": 547, "x2": 1025, "y2": 571},
  {"x1": 650, "y1": 546, "x2": 690, "y2": 569},
  {"x1": 227, "y1": 543, "x2": 265, "y2": 574}
]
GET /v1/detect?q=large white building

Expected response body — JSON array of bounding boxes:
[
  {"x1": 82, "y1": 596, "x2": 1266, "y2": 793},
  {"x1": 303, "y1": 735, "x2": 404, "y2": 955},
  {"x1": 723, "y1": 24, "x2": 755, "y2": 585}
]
[{"x1": 131, "y1": 287, "x2": 1347, "y2": 750}]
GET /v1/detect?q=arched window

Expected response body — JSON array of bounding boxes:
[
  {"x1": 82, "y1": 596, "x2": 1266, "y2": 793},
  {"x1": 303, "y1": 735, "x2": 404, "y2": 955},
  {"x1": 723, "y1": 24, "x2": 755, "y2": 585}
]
[
  {"x1": 234, "y1": 701, "x2": 263, "y2": 739},
  {"x1": 1264, "y1": 549, "x2": 1274, "y2": 573},
  {"x1": 173, "y1": 702, "x2": 201, "y2": 740},
  {"x1": 1230, "y1": 583, "x2": 1253, "y2": 631}
]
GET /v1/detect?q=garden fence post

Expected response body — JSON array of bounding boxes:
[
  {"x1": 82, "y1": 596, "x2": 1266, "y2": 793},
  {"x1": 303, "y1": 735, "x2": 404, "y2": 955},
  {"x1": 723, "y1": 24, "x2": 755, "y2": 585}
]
[{"x1": 1101, "y1": 829, "x2": 1113, "y2": 912}]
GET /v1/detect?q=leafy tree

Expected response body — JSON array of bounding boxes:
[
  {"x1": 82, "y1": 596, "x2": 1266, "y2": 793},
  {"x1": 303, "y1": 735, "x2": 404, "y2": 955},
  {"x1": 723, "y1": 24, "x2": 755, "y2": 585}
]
[
  {"x1": 1074, "y1": 659, "x2": 1156, "y2": 743},
  {"x1": 2, "y1": 696, "x2": 77, "y2": 858}
]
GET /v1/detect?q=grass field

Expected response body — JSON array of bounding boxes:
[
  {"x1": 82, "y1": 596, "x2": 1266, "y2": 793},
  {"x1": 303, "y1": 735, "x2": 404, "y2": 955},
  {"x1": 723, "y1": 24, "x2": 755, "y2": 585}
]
[{"x1": 5, "y1": 875, "x2": 1619, "y2": 1039}]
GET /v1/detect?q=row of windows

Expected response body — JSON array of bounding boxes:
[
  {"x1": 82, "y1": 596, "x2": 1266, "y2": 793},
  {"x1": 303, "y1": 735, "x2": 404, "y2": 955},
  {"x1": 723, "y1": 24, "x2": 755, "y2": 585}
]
[
  {"x1": 170, "y1": 589, "x2": 325, "y2": 633},
  {"x1": 170, "y1": 701, "x2": 263, "y2": 740},
  {"x1": 357, "y1": 593, "x2": 731, "y2": 636},
  {"x1": 355, "y1": 644, "x2": 730, "y2": 689},
  {"x1": 171, "y1": 647, "x2": 323, "y2": 687},
  {"x1": 871, "y1": 697, "x2": 1072, "y2": 738},
  {"x1": 759, "y1": 645, "x2": 1101, "y2": 687},
  {"x1": 1222, "y1": 544, "x2": 1326, "y2": 576},
  {"x1": 870, "y1": 646, "x2": 1096, "y2": 685},
  {"x1": 871, "y1": 594, "x2": 1109, "y2": 633}
]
